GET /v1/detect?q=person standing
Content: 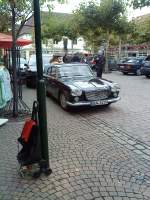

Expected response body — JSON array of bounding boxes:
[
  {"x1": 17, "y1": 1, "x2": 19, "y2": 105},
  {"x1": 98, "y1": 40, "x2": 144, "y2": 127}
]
[
  {"x1": 71, "y1": 53, "x2": 80, "y2": 62},
  {"x1": 63, "y1": 53, "x2": 68, "y2": 63},
  {"x1": 95, "y1": 51, "x2": 105, "y2": 78}
]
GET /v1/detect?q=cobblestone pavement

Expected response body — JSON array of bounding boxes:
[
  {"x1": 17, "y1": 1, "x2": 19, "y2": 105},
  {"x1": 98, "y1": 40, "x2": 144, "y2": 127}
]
[
  {"x1": 75, "y1": 71, "x2": 150, "y2": 146},
  {"x1": 0, "y1": 72, "x2": 150, "y2": 200}
]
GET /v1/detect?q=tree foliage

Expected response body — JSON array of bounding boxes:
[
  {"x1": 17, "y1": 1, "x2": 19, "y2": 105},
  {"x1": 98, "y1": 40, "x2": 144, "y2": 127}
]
[
  {"x1": 0, "y1": 12, "x2": 10, "y2": 32},
  {"x1": 0, "y1": 0, "x2": 66, "y2": 37},
  {"x1": 41, "y1": 12, "x2": 79, "y2": 51},
  {"x1": 129, "y1": 15, "x2": 150, "y2": 43},
  {"x1": 131, "y1": 0, "x2": 150, "y2": 9},
  {"x1": 73, "y1": 1, "x2": 129, "y2": 49}
]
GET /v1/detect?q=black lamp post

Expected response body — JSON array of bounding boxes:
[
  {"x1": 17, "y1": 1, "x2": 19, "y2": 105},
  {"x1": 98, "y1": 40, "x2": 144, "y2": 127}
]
[{"x1": 33, "y1": 0, "x2": 51, "y2": 175}]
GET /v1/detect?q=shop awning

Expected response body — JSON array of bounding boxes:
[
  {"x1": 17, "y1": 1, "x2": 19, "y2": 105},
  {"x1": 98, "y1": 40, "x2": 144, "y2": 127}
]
[{"x1": 0, "y1": 33, "x2": 32, "y2": 49}]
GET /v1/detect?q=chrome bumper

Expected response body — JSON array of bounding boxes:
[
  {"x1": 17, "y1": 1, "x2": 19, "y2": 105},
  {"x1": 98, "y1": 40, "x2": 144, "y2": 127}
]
[{"x1": 66, "y1": 96, "x2": 121, "y2": 107}]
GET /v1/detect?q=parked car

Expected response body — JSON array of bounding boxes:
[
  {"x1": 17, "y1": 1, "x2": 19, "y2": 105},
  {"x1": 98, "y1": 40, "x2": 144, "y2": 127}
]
[
  {"x1": 20, "y1": 58, "x2": 28, "y2": 69},
  {"x1": 44, "y1": 63, "x2": 120, "y2": 110},
  {"x1": 119, "y1": 57, "x2": 145, "y2": 75},
  {"x1": 19, "y1": 58, "x2": 28, "y2": 76},
  {"x1": 140, "y1": 55, "x2": 150, "y2": 78},
  {"x1": 108, "y1": 58, "x2": 118, "y2": 71},
  {"x1": 26, "y1": 54, "x2": 53, "y2": 87},
  {"x1": 117, "y1": 57, "x2": 134, "y2": 70}
]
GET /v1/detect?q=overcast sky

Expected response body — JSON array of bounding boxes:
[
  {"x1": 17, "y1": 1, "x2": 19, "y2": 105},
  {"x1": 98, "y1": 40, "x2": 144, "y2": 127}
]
[{"x1": 48, "y1": 0, "x2": 150, "y2": 20}]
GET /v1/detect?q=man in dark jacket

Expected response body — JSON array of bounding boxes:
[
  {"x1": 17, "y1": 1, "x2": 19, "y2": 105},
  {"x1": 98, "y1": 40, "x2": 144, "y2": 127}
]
[
  {"x1": 95, "y1": 51, "x2": 105, "y2": 78},
  {"x1": 71, "y1": 53, "x2": 80, "y2": 62}
]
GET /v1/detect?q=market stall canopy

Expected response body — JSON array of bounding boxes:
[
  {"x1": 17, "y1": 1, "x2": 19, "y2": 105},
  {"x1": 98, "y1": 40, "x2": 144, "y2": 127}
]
[{"x1": 0, "y1": 33, "x2": 32, "y2": 49}]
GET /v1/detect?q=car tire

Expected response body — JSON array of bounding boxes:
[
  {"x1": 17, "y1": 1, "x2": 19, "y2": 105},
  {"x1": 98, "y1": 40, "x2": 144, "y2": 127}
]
[
  {"x1": 146, "y1": 75, "x2": 150, "y2": 78},
  {"x1": 103, "y1": 103, "x2": 111, "y2": 107},
  {"x1": 123, "y1": 72, "x2": 128, "y2": 75},
  {"x1": 59, "y1": 92, "x2": 68, "y2": 110},
  {"x1": 136, "y1": 69, "x2": 141, "y2": 76}
]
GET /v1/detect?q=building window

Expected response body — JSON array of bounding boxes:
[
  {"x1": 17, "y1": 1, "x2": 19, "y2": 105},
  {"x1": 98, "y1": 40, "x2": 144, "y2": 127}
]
[
  {"x1": 54, "y1": 40, "x2": 58, "y2": 44},
  {"x1": 73, "y1": 39, "x2": 77, "y2": 45}
]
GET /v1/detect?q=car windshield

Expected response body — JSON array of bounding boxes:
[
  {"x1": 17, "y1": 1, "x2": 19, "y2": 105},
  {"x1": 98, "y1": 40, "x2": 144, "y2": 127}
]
[{"x1": 59, "y1": 64, "x2": 94, "y2": 78}]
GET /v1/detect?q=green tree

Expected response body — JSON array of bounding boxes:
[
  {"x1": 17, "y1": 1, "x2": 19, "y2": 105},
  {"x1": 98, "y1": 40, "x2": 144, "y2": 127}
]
[
  {"x1": 73, "y1": 1, "x2": 105, "y2": 52},
  {"x1": 74, "y1": 0, "x2": 127, "y2": 72},
  {"x1": 130, "y1": 15, "x2": 150, "y2": 44},
  {"x1": 0, "y1": 0, "x2": 66, "y2": 38},
  {"x1": 42, "y1": 13, "x2": 78, "y2": 53},
  {"x1": 98, "y1": 0, "x2": 126, "y2": 72},
  {"x1": 0, "y1": 12, "x2": 10, "y2": 32},
  {"x1": 113, "y1": 16, "x2": 133, "y2": 58},
  {"x1": 131, "y1": 0, "x2": 150, "y2": 9}
]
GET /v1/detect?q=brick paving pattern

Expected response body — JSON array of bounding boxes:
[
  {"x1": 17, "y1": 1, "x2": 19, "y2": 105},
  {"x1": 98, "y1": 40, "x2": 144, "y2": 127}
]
[
  {"x1": 0, "y1": 72, "x2": 150, "y2": 200},
  {"x1": 78, "y1": 72, "x2": 150, "y2": 146}
]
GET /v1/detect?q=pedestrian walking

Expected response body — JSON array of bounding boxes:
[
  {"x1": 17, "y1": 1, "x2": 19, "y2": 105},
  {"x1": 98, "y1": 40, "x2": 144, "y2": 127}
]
[{"x1": 95, "y1": 50, "x2": 105, "y2": 78}]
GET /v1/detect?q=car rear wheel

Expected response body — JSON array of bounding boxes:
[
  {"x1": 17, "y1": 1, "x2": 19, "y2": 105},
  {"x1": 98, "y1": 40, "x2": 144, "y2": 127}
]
[
  {"x1": 146, "y1": 75, "x2": 150, "y2": 78},
  {"x1": 59, "y1": 92, "x2": 68, "y2": 110}
]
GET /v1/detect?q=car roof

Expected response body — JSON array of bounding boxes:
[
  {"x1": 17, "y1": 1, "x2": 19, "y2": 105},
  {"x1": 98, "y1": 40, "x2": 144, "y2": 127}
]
[{"x1": 54, "y1": 63, "x2": 89, "y2": 67}]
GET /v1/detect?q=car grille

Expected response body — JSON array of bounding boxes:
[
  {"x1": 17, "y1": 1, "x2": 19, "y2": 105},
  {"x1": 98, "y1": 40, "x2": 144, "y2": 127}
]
[{"x1": 85, "y1": 90, "x2": 109, "y2": 101}]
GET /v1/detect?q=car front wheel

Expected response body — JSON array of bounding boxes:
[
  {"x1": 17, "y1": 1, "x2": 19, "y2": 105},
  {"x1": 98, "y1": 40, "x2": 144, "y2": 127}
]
[
  {"x1": 59, "y1": 92, "x2": 68, "y2": 110},
  {"x1": 103, "y1": 103, "x2": 111, "y2": 107}
]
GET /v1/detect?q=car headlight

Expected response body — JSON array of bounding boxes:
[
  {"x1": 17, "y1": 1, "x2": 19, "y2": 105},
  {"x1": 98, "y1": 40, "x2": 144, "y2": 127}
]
[
  {"x1": 111, "y1": 84, "x2": 120, "y2": 92},
  {"x1": 71, "y1": 89, "x2": 82, "y2": 96}
]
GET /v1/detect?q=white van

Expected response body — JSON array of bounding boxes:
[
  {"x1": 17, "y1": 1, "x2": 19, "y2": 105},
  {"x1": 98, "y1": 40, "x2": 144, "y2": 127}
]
[
  {"x1": 28, "y1": 54, "x2": 53, "y2": 72},
  {"x1": 26, "y1": 54, "x2": 53, "y2": 87}
]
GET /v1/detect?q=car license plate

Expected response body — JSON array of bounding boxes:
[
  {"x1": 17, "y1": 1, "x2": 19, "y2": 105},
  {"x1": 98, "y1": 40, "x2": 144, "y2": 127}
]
[
  {"x1": 120, "y1": 66, "x2": 124, "y2": 69},
  {"x1": 91, "y1": 100, "x2": 108, "y2": 106}
]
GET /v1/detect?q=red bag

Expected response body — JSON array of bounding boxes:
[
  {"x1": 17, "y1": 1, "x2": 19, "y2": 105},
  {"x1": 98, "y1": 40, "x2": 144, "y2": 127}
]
[{"x1": 21, "y1": 119, "x2": 36, "y2": 143}]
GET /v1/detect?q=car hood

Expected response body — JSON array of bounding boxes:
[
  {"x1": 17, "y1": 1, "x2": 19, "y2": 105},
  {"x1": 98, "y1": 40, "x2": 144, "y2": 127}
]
[{"x1": 63, "y1": 78, "x2": 110, "y2": 91}]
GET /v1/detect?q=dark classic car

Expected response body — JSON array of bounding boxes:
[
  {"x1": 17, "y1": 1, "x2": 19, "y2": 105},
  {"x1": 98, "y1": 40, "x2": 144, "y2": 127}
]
[
  {"x1": 44, "y1": 63, "x2": 120, "y2": 110},
  {"x1": 117, "y1": 57, "x2": 133, "y2": 69},
  {"x1": 119, "y1": 57, "x2": 145, "y2": 75},
  {"x1": 140, "y1": 55, "x2": 150, "y2": 78}
]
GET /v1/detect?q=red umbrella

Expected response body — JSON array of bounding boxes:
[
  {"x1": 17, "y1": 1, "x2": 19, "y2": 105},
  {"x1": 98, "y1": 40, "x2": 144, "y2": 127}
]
[{"x1": 0, "y1": 33, "x2": 32, "y2": 49}]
